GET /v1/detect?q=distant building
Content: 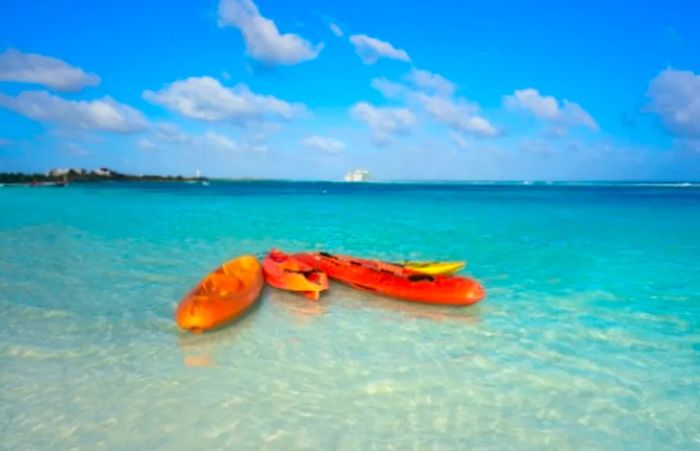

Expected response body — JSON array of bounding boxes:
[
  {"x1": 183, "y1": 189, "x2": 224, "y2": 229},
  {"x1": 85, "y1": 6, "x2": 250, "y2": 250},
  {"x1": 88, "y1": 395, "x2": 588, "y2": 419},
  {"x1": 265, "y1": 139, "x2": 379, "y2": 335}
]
[
  {"x1": 47, "y1": 168, "x2": 86, "y2": 177},
  {"x1": 344, "y1": 169, "x2": 371, "y2": 182},
  {"x1": 93, "y1": 167, "x2": 112, "y2": 176},
  {"x1": 47, "y1": 168, "x2": 70, "y2": 177}
]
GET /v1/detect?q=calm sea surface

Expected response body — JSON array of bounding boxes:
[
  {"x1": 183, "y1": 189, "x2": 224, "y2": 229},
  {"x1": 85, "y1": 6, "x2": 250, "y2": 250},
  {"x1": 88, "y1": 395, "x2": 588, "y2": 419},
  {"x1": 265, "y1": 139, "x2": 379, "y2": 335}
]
[{"x1": 1, "y1": 181, "x2": 699, "y2": 449}]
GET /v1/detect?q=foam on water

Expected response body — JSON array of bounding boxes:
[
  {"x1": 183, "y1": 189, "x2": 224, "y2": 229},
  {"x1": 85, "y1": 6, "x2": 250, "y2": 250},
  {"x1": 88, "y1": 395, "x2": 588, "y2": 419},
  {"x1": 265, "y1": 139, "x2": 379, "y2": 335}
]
[{"x1": 1, "y1": 182, "x2": 699, "y2": 449}]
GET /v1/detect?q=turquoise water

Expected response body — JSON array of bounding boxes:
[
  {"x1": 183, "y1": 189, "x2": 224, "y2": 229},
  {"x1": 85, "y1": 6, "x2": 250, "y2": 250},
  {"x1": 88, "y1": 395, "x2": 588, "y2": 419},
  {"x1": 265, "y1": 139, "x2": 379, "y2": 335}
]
[{"x1": 1, "y1": 181, "x2": 699, "y2": 450}]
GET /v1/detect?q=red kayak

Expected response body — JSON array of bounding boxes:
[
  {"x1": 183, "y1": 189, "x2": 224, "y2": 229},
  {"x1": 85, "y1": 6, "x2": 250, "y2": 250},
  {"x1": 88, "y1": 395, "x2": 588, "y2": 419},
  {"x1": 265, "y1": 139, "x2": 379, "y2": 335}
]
[
  {"x1": 294, "y1": 252, "x2": 485, "y2": 305},
  {"x1": 263, "y1": 249, "x2": 329, "y2": 300}
]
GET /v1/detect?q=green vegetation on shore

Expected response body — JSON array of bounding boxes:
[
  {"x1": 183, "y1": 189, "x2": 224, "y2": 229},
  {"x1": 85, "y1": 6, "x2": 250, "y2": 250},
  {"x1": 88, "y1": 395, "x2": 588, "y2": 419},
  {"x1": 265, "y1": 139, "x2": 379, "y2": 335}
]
[{"x1": 0, "y1": 169, "x2": 206, "y2": 184}]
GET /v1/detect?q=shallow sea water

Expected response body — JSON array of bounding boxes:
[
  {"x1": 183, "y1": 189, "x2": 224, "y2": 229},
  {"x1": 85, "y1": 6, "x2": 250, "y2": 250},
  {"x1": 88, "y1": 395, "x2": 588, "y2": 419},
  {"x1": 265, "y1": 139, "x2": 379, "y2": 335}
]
[{"x1": 1, "y1": 181, "x2": 699, "y2": 450}]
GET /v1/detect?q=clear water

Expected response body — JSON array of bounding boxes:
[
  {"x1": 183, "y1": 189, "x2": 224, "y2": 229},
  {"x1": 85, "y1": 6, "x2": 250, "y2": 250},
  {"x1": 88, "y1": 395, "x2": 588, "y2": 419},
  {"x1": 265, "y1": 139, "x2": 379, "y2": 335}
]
[{"x1": 1, "y1": 181, "x2": 699, "y2": 450}]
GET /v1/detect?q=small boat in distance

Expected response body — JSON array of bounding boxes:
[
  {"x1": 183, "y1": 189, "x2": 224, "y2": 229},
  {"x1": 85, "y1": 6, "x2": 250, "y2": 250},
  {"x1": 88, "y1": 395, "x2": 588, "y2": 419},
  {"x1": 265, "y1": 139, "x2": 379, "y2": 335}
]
[
  {"x1": 196, "y1": 169, "x2": 210, "y2": 186},
  {"x1": 30, "y1": 180, "x2": 68, "y2": 188}
]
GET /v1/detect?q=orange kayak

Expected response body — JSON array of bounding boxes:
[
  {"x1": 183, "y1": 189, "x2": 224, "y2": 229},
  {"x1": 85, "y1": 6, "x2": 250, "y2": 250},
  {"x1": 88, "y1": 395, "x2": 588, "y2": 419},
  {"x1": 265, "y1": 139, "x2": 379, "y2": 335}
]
[
  {"x1": 175, "y1": 255, "x2": 264, "y2": 332},
  {"x1": 263, "y1": 249, "x2": 328, "y2": 300},
  {"x1": 294, "y1": 252, "x2": 485, "y2": 305}
]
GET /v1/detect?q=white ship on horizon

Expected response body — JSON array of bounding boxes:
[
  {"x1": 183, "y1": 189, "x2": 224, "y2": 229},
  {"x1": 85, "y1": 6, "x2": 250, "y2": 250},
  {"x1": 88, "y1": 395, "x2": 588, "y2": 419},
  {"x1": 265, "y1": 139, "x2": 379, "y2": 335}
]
[{"x1": 344, "y1": 169, "x2": 371, "y2": 182}]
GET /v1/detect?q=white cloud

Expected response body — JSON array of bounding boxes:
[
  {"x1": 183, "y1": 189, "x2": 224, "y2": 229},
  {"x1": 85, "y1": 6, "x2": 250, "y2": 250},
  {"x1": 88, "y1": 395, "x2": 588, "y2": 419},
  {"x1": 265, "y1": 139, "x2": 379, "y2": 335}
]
[
  {"x1": 64, "y1": 142, "x2": 90, "y2": 156},
  {"x1": 218, "y1": 0, "x2": 322, "y2": 66},
  {"x1": 0, "y1": 91, "x2": 148, "y2": 133},
  {"x1": 137, "y1": 138, "x2": 157, "y2": 151},
  {"x1": 466, "y1": 116, "x2": 498, "y2": 137},
  {"x1": 407, "y1": 69, "x2": 455, "y2": 96},
  {"x1": 505, "y1": 88, "x2": 558, "y2": 119},
  {"x1": 140, "y1": 124, "x2": 269, "y2": 154},
  {"x1": 349, "y1": 34, "x2": 410, "y2": 64},
  {"x1": 243, "y1": 121, "x2": 281, "y2": 143},
  {"x1": 371, "y1": 78, "x2": 408, "y2": 100},
  {"x1": 415, "y1": 92, "x2": 498, "y2": 137},
  {"x1": 371, "y1": 69, "x2": 499, "y2": 138},
  {"x1": 350, "y1": 101, "x2": 416, "y2": 144},
  {"x1": 450, "y1": 132, "x2": 469, "y2": 150},
  {"x1": 155, "y1": 123, "x2": 191, "y2": 143},
  {"x1": 329, "y1": 23, "x2": 343, "y2": 37},
  {"x1": 0, "y1": 49, "x2": 100, "y2": 92},
  {"x1": 647, "y1": 68, "x2": 700, "y2": 139},
  {"x1": 203, "y1": 131, "x2": 239, "y2": 151},
  {"x1": 143, "y1": 76, "x2": 304, "y2": 123},
  {"x1": 202, "y1": 131, "x2": 267, "y2": 153},
  {"x1": 301, "y1": 135, "x2": 345, "y2": 153},
  {"x1": 560, "y1": 100, "x2": 597, "y2": 129},
  {"x1": 504, "y1": 88, "x2": 598, "y2": 130}
]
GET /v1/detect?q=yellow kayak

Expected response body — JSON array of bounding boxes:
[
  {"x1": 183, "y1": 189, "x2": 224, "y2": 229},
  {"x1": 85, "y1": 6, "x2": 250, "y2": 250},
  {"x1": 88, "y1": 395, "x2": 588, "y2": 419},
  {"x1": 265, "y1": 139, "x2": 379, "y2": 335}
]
[{"x1": 403, "y1": 261, "x2": 466, "y2": 275}]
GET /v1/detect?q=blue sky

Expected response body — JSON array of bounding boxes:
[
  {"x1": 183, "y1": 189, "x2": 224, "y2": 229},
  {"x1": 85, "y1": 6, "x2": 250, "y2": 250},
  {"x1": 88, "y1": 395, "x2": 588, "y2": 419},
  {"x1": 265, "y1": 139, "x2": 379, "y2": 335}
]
[{"x1": 1, "y1": 0, "x2": 699, "y2": 180}]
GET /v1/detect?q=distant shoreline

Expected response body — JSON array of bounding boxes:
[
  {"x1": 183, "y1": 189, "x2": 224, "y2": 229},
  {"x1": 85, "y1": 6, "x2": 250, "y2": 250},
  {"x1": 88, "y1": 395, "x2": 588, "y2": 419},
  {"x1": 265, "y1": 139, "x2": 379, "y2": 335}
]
[
  {"x1": 1, "y1": 172, "x2": 699, "y2": 187},
  {"x1": 0, "y1": 171, "x2": 205, "y2": 185}
]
